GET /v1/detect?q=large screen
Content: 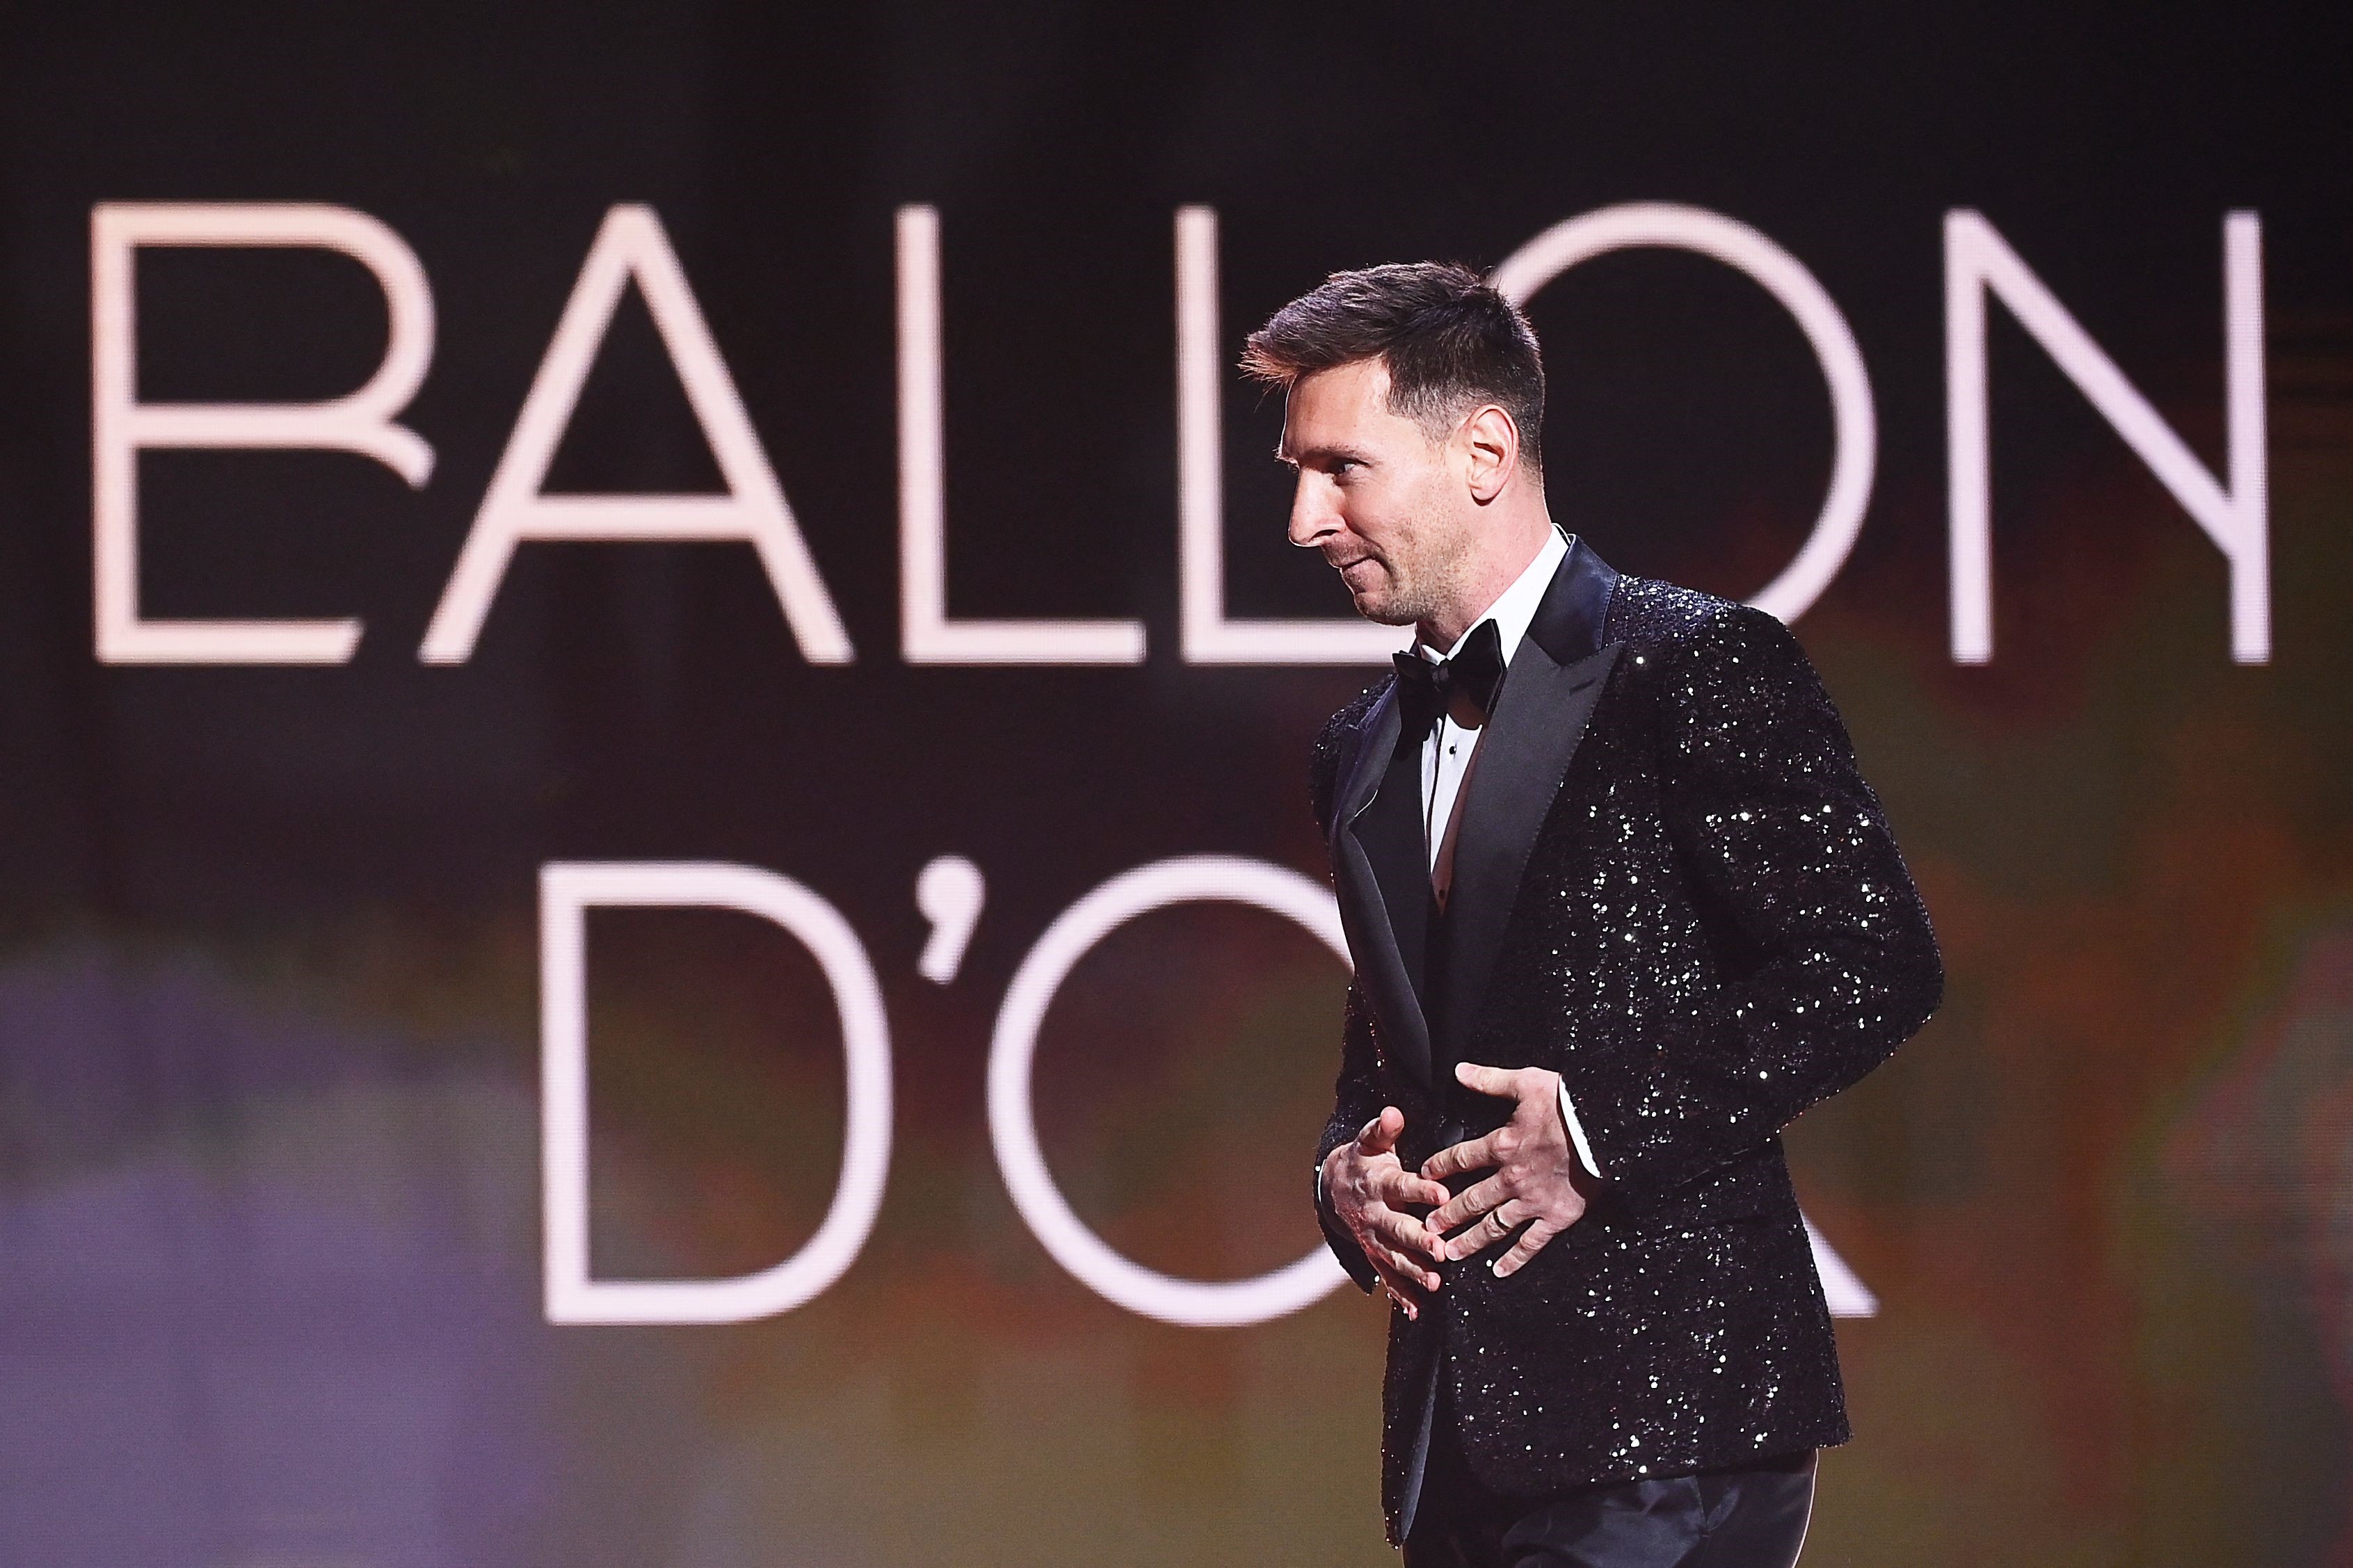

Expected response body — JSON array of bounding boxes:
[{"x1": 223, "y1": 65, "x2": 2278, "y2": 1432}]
[{"x1": 0, "y1": 4, "x2": 2347, "y2": 1562}]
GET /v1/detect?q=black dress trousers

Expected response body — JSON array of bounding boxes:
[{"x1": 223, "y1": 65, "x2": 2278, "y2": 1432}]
[{"x1": 1403, "y1": 1403, "x2": 1815, "y2": 1568}]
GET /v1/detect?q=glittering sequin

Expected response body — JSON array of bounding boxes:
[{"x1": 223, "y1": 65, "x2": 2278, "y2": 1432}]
[{"x1": 1309, "y1": 574, "x2": 1943, "y2": 1544}]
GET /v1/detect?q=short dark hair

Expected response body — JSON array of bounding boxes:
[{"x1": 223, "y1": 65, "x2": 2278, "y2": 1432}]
[{"x1": 1240, "y1": 260, "x2": 1545, "y2": 476}]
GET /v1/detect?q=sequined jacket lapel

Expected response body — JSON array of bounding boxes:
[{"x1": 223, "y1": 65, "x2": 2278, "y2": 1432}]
[{"x1": 1329, "y1": 684, "x2": 1434, "y2": 1087}]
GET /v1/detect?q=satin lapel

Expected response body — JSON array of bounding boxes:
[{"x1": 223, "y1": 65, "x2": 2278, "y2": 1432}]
[
  {"x1": 1329, "y1": 684, "x2": 1435, "y2": 1088},
  {"x1": 1432, "y1": 638, "x2": 1624, "y2": 1063},
  {"x1": 1428, "y1": 535, "x2": 1621, "y2": 1060}
]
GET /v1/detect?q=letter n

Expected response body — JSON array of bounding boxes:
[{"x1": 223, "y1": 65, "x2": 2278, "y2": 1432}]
[{"x1": 1945, "y1": 211, "x2": 2267, "y2": 664}]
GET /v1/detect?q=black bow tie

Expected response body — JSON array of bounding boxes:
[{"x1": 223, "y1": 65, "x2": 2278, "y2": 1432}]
[{"x1": 1393, "y1": 618, "x2": 1507, "y2": 743}]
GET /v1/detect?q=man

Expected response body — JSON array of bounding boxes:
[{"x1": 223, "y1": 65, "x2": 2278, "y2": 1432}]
[{"x1": 1244, "y1": 264, "x2": 1942, "y2": 1565}]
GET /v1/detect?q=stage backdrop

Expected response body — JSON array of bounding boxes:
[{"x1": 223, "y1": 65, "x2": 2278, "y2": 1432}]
[{"x1": 1, "y1": 3, "x2": 2350, "y2": 1564}]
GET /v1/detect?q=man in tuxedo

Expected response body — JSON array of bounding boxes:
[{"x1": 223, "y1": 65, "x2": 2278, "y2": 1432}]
[{"x1": 1244, "y1": 264, "x2": 1942, "y2": 1565}]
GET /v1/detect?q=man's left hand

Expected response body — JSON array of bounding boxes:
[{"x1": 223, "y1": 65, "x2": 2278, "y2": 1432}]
[{"x1": 1421, "y1": 1062, "x2": 1596, "y2": 1278}]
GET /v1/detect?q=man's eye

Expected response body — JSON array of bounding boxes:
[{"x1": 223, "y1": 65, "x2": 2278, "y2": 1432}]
[{"x1": 1332, "y1": 458, "x2": 1360, "y2": 476}]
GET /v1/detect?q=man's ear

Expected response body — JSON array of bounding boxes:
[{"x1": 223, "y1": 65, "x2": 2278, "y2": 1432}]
[{"x1": 1459, "y1": 404, "x2": 1519, "y2": 504}]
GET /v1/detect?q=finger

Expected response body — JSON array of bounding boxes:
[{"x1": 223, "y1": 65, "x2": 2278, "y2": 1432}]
[
  {"x1": 1422, "y1": 1132, "x2": 1502, "y2": 1182},
  {"x1": 1427, "y1": 1174, "x2": 1508, "y2": 1235},
  {"x1": 1453, "y1": 1061, "x2": 1524, "y2": 1099},
  {"x1": 1357, "y1": 1106, "x2": 1405, "y2": 1155},
  {"x1": 1443, "y1": 1198, "x2": 1527, "y2": 1261},
  {"x1": 1491, "y1": 1219, "x2": 1560, "y2": 1279},
  {"x1": 1367, "y1": 1238, "x2": 1443, "y2": 1295},
  {"x1": 1373, "y1": 1165, "x2": 1451, "y2": 1211},
  {"x1": 1372, "y1": 1209, "x2": 1445, "y2": 1268}
]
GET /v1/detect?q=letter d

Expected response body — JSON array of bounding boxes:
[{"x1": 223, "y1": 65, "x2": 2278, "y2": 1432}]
[{"x1": 540, "y1": 862, "x2": 892, "y2": 1325}]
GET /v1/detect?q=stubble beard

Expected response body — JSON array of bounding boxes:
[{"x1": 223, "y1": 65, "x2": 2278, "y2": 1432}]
[
  {"x1": 1353, "y1": 524, "x2": 1473, "y2": 637},
  {"x1": 1338, "y1": 480, "x2": 1476, "y2": 631},
  {"x1": 1346, "y1": 557, "x2": 1423, "y2": 627}
]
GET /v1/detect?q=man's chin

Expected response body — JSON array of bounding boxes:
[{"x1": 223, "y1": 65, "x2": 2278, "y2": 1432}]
[{"x1": 1345, "y1": 586, "x2": 1415, "y2": 627}]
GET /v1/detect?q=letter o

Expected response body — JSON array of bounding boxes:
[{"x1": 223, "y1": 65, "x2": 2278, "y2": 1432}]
[
  {"x1": 988, "y1": 855, "x2": 1351, "y2": 1327},
  {"x1": 1492, "y1": 202, "x2": 1877, "y2": 625}
]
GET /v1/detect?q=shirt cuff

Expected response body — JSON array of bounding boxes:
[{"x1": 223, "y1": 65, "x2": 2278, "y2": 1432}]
[{"x1": 1557, "y1": 1080, "x2": 1602, "y2": 1179}]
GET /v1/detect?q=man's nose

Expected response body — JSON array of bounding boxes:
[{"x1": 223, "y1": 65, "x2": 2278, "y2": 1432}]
[{"x1": 1287, "y1": 475, "x2": 1342, "y2": 549}]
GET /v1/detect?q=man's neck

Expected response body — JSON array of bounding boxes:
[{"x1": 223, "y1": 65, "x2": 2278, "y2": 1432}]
[{"x1": 1418, "y1": 512, "x2": 1559, "y2": 652}]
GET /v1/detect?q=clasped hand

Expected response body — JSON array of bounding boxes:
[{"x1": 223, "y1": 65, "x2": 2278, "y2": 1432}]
[{"x1": 1323, "y1": 1062, "x2": 1595, "y2": 1318}]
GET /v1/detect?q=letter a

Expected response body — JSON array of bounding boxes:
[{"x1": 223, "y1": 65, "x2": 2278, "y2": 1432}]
[{"x1": 420, "y1": 206, "x2": 852, "y2": 663}]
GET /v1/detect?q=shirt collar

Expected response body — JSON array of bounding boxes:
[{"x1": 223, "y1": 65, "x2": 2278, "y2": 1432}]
[{"x1": 1418, "y1": 526, "x2": 1571, "y2": 666}]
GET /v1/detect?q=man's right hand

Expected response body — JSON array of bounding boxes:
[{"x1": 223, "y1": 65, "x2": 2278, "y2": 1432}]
[{"x1": 1322, "y1": 1106, "x2": 1451, "y2": 1318}]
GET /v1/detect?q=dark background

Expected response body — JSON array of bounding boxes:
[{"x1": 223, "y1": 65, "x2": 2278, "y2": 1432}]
[{"x1": 0, "y1": 2, "x2": 2347, "y2": 1562}]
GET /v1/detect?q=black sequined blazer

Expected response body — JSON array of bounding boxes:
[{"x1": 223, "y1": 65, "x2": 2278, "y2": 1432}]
[{"x1": 1308, "y1": 536, "x2": 1941, "y2": 1544}]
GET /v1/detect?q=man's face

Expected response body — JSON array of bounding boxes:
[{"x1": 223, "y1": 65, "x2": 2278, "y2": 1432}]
[{"x1": 1280, "y1": 358, "x2": 1472, "y2": 629}]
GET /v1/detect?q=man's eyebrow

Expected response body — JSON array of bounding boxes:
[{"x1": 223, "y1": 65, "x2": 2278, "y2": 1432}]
[{"x1": 1280, "y1": 442, "x2": 1373, "y2": 468}]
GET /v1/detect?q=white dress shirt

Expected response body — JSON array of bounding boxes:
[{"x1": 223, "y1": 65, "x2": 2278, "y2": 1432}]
[{"x1": 1413, "y1": 528, "x2": 1602, "y2": 1179}]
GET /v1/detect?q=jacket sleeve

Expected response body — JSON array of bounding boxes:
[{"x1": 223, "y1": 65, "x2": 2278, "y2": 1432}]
[
  {"x1": 1561, "y1": 603, "x2": 1943, "y2": 1205},
  {"x1": 1306, "y1": 701, "x2": 1382, "y2": 1293},
  {"x1": 1312, "y1": 982, "x2": 1385, "y2": 1293}
]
